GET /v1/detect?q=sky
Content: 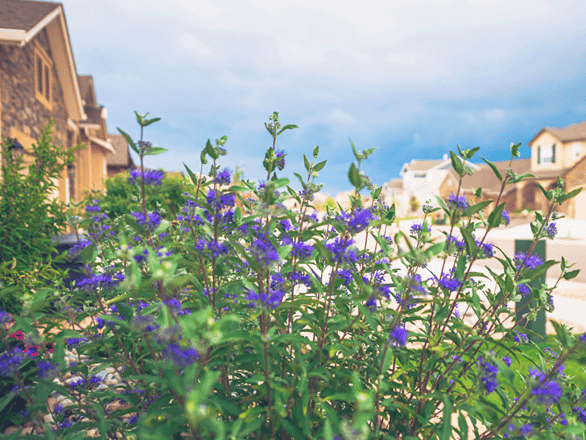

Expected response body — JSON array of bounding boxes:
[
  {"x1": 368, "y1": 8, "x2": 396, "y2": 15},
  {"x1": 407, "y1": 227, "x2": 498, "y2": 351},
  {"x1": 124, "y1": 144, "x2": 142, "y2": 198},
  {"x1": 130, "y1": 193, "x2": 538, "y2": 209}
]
[{"x1": 61, "y1": 0, "x2": 586, "y2": 196}]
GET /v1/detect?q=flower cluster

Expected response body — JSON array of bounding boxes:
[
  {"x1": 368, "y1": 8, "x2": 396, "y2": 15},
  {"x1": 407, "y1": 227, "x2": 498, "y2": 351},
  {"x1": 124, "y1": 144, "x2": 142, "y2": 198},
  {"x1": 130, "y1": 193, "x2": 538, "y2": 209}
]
[
  {"x1": 128, "y1": 168, "x2": 165, "y2": 186},
  {"x1": 478, "y1": 356, "x2": 499, "y2": 394},
  {"x1": 447, "y1": 192, "x2": 469, "y2": 211}
]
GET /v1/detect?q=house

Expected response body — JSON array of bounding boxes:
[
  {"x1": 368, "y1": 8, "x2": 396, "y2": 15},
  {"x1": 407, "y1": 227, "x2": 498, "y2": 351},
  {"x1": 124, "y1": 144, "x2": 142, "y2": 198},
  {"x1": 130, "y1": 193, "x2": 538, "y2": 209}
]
[
  {"x1": 0, "y1": 0, "x2": 114, "y2": 203},
  {"x1": 438, "y1": 120, "x2": 586, "y2": 219},
  {"x1": 107, "y1": 134, "x2": 135, "y2": 177},
  {"x1": 381, "y1": 154, "x2": 481, "y2": 217}
]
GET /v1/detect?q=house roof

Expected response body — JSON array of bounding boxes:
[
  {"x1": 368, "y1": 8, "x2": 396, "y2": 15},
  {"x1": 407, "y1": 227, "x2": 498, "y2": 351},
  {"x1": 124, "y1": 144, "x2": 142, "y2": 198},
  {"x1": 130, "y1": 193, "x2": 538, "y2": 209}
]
[
  {"x1": 529, "y1": 120, "x2": 586, "y2": 145},
  {"x1": 0, "y1": 1, "x2": 60, "y2": 32},
  {"x1": 384, "y1": 178, "x2": 403, "y2": 189},
  {"x1": 107, "y1": 134, "x2": 135, "y2": 167},
  {"x1": 0, "y1": 0, "x2": 84, "y2": 121},
  {"x1": 77, "y1": 75, "x2": 96, "y2": 105},
  {"x1": 83, "y1": 105, "x2": 103, "y2": 125},
  {"x1": 405, "y1": 159, "x2": 445, "y2": 172},
  {"x1": 457, "y1": 158, "x2": 532, "y2": 194}
]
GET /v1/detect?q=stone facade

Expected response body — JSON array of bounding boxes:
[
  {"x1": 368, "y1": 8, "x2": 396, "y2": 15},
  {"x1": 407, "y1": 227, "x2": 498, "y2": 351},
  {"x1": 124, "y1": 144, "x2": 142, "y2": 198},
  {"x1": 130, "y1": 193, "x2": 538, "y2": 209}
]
[{"x1": 0, "y1": 28, "x2": 69, "y2": 147}]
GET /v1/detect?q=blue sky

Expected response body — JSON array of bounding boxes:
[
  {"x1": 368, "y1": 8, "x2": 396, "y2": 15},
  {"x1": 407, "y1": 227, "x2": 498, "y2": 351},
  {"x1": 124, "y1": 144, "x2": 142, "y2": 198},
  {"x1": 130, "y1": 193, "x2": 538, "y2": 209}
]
[{"x1": 62, "y1": 0, "x2": 586, "y2": 195}]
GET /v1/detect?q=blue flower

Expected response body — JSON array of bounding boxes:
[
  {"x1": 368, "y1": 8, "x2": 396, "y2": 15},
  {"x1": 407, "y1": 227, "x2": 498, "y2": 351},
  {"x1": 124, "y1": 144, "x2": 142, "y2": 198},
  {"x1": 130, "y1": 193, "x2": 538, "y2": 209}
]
[
  {"x1": 130, "y1": 211, "x2": 162, "y2": 231},
  {"x1": 389, "y1": 326, "x2": 408, "y2": 347},
  {"x1": 213, "y1": 168, "x2": 231, "y2": 186},
  {"x1": 514, "y1": 252, "x2": 543, "y2": 270},
  {"x1": 70, "y1": 378, "x2": 88, "y2": 390},
  {"x1": 275, "y1": 149, "x2": 286, "y2": 171},
  {"x1": 65, "y1": 337, "x2": 89, "y2": 350},
  {"x1": 518, "y1": 283, "x2": 531, "y2": 298},
  {"x1": 206, "y1": 189, "x2": 236, "y2": 211},
  {"x1": 437, "y1": 272, "x2": 462, "y2": 292},
  {"x1": 162, "y1": 343, "x2": 199, "y2": 368},
  {"x1": 325, "y1": 237, "x2": 359, "y2": 266},
  {"x1": 478, "y1": 356, "x2": 499, "y2": 394},
  {"x1": 290, "y1": 271, "x2": 312, "y2": 287},
  {"x1": 0, "y1": 309, "x2": 12, "y2": 324},
  {"x1": 291, "y1": 241, "x2": 314, "y2": 259},
  {"x1": 546, "y1": 222, "x2": 557, "y2": 239},
  {"x1": 502, "y1": 210, "x2": 510, "y2": 226},
  {"x1": 514, "y1": 333, "x2": 529, "y2": 344},
  {"x1": 250, "y1": 235, "x2": 280, "y2": 270},
  {"x1": 410, "y1": 223, "x2": 431, "y2": 235},
  {"x1": 129, "y1": 168, "x2": 165, "y2": 186},
  {"x1": 38, "y1": 360, "x2": 58, "y2": 379},
  {"x1": 503, "y1": 356, "x2": 512, "y2": 367},
  {"x1": 447, "y1": 193, "x2": 469, "y2": 211},
  {"x1": 366, "y1": 296, "x2": 378, "y2": 312}
]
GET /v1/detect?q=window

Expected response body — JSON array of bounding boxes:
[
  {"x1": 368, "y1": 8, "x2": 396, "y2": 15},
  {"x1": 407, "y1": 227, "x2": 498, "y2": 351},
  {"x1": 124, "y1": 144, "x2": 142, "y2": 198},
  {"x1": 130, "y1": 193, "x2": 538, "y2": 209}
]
[
  {"x1": 538, "y1": 144, "x2": 556, "y2": 164},
  {"x1": 34, "y1": 45, "x2": 52, "y2": 110},
  {"x1": 573, "y1": 142, "x2": 581, "y2": 160}
]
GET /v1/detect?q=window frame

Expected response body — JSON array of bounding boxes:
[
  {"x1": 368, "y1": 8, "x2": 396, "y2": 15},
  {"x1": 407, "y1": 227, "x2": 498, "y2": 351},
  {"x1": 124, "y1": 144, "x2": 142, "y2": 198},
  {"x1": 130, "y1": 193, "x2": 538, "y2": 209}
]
[{"x1": 34, "y1": 44, "x2": 52, "y2": 110}]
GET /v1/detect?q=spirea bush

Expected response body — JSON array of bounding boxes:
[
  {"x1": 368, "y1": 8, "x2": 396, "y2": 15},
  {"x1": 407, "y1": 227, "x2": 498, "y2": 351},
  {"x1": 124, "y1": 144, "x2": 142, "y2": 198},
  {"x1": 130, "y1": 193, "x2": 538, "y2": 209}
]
[{"x1": 1, "y1": 111, "x2": 586, "y2": 440}]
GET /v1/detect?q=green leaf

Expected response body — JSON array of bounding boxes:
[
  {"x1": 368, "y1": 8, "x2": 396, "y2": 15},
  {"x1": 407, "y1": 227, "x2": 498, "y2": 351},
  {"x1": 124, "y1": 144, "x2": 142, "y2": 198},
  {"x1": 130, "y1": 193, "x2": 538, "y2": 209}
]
[
  {"x1": 348, "y1": 162, "x2": 362, "y2": 189},
  {"x1": 487, "y1": 202, "x2": 506, "y2": 228},
  {"x1": 458, "y1": 412, "x2": 468, "y2": 440},
  {"x1": 560, "y1": 187, "x2": 583, "y2": 204},
  {"x1": 508, "y1": 173, "x2": 536, "y2": 184},
  {"x1": 450, "y1": 151, "x2": 464, "y2": 176},
  {"x1": 142, "y1": 117, "x2": 161, "y2": 127},
  {"x1": 563, "y1": 269, "x2": 580, "y2": 280},
  {"x1": 144, "y1": 147, "x2": 167, "y2": 156},
  {"x1": 550, "y1": 320, "x2": 571, "y2": 348},
  {"x1": 462, "y1": 200, "x2": 492, "y2": 217},
  {"x1": 481, "y1": 157, "x2": 502, "y2": 182},
  {"x1": 303, "y1": 154, "x2": 311, "y2": 172},
  {"x1": 440, "y1": 394, "x2": 453, "y2": 440},
  {"x1": 459, "y1": 227, "x2": 478, "y2": 259},
  {"x1": 277, "y1": 124, "x2": 298, "y2": 135},
  {"x1": 184, "y1": 163, "x2": 199, "y2": 186},
  {"x1": 313, "y1": 160, "x2": 327, "y2": 172},
  {"x1": 372, "y1": 186, "x2": 382, "y2": 200},
  {"x1": 537, "y1": 182, "x2": 552, "y2": 201},
  {"x1": 205, "y1": 139, "x2": 218, "y2": 160},
  {"x1": 510, "y1": 142, "x2": 522, "y2": 158},
  {"x1": 313, "y1": 145, "x2": 320, "y2": 158},
  {"x1": 117, "y1": 128, "x2": 138, "y2": 155}
]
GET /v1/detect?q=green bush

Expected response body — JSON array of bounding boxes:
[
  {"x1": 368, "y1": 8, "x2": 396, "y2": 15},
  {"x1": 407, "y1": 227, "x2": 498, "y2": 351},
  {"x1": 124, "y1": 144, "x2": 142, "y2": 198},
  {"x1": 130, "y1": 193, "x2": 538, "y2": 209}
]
[{"x1": 0, "y1": 112, "x2": 585, "y2": 439}]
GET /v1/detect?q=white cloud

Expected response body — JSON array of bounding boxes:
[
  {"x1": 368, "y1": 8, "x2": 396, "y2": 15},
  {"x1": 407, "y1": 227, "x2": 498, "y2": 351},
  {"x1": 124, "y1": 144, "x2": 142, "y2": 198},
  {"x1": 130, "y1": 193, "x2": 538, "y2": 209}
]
[
  {"x1": 179, "y1": 33, "x2": 212, "y2": 55},
  {"x1": 484, "y1": 109, "x2": 506, "y2": 122},
  {"x1": 328, "y1": 108, "x2": 357, "y2": 125}
]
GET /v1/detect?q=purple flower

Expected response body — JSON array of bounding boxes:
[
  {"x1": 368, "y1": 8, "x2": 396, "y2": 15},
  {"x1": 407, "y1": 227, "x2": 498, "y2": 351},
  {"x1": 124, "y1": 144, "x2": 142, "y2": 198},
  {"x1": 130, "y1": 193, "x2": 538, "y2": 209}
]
[
  {"x1": 478, "y1": 356, "x2": 499, "y2": 394},
  {"x1": 0, "y1": 309, "x2": 12, "y2": 324},
  {"x1": 502, "y1": 210, "x2": 510, "y2": 226},
  {"x1": 89, "y1": 375, "x2": 102, "y2": 386},
  {"x1": 503, "y1": 356, "x2": 512, "y2": 367},
  {"x1": 389, "y1": 326, "x2": 408, "y2": 347},
  {"x1": 70, "y1": 378, "x2": 88, "y2": 390},
  {"x1": 275, "y1": 149, "x2": 286, "y2": 171},
  {"x1": 325, "y1": 237, "x2": 359, "y2": 266},
  {"x1": 250, "y1": 236, "x2": 280, "y2": 269},
  {"x1": 447, "y1": 193, "x2": 469, "y2": 211},
  {"x1": 530, "y1": 368, "x2": 562, "y2": 405},
  {"x1": 131, "y1": 315, "x2": 159, "y2": 333},
  {"x1": 366, "y1": 296, "x2": 378, "y2": 312},
  {"x1": 299, "y1": 188, "x2": 314, "y2": 201},
  {"x1": 206, "y1": 189, "x2": 236, "y2": 211},
  {"x1": 76, "y1": 273, "x2": 122, "y2": 290},
  {"x1": 65, "y1": 337, "x2": 89, "y2": 350},
  {"x1": 480, "y1": 242, "x2": 494, "y2": 259},
  {"x1": 337, "y1": 209, "x2": 374, "y2": 234},
  {"x1": 162, "y1": 343, "x2": 199, "y2": 368},
  {"x1": 546, "y1": 222, "x2": 557, "y2": 239},
  {"x1": 518, "y1": 283, "x2": 531, "y2": 298},
  {"x1": 129, "y1": 168, "x2": 165, "y2": 186},
  {"x1": 85, "y1": 200, "x2": 100, "y2": 212},
  {"x1": 437, "y1": 272, "x2": 462, "y2": 292},
  {"x1": 127, "y1": 415, "x2": 139, "y2": 425},
  {"x1": 410, "y1": 223, "x2": 431, "y2": 235},
  {"x1": 514, "y1": 252, "x2": 543, "y2": 270},
  {"x1": 579, "y1": 334, "x2": 586, "y2": 345},
  {"x1": 291, "y1": 241, "x2": 314, "y2": 259},
  {"x1": 38, "y1": 360, "x2": 58, "y2": 379},
  {"x1": 0, "y1": 348, "x2": 25, "y2": 377},
  {"x1": 280, "y1": 219, "x2": 295, "y2": 232},
  {"x1": 519, "y1": 424, "x2": 533, "y2": 437},
  {"x1": 514, "y1": 333, "x2": 529, "y2": 344},
  {"x1": 447, "y1": 235, "x2": 465, "y2": 253},
  {"x1": 130, "y1": 211, "x2": 162, "y2": 231},
  {"x1": 213, "y1": 168, "x2": 231, "y2": 186},
  {"x1": 290, "y1": 271, "x2": 312, "y2": 287}
]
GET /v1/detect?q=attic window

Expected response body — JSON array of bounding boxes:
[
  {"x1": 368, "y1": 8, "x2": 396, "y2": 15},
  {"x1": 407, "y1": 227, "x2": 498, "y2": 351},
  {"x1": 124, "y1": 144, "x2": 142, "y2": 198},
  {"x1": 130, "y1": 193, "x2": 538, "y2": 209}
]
[
  {"x1": 538, "y1": 144, "x2": 555, "y2": 164},
  {"x1": 34, "y1": 45, "x2": 52, "y2": 110}
]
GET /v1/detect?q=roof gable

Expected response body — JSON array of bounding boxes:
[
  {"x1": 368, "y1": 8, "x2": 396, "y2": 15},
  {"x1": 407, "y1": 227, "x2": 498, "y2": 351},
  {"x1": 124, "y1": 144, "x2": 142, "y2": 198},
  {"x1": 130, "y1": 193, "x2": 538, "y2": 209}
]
[
  {"x1": 0, "y1": 0, "x2": 85, "y2": 121},
  {"x1": 529, "y1": 121, "x2": 586, "y2": 146}
]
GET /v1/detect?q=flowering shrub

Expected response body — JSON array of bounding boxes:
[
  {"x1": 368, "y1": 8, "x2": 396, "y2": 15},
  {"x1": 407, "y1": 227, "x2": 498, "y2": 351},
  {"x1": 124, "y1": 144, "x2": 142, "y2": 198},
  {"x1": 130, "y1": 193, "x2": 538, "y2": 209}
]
[{"x1": 1, "y1": 111, "x2": 585, "y2": 439}]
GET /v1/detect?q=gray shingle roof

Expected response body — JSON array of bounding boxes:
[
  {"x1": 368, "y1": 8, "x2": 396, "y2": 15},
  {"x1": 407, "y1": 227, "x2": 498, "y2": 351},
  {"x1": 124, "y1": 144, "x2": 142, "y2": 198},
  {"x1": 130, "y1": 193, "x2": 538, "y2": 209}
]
[
  {"x1": 107, "y1": 134, "x2": 134, "y2": 167},
  {"x1": 77, "y1": 75, "x2": 96, "y2": 105},
  {"x1": 0, "y1": 0, "x2": 61, "y2": 32},
  {"x1": 83, "y1": 105, "x2": 103, "y2": 125}
]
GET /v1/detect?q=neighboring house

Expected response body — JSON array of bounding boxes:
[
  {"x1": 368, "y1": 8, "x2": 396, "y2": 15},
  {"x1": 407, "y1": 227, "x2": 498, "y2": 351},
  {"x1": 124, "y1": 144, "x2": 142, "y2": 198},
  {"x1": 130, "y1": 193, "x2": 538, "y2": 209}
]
[
  {"x1": 438, "y1": 120, "x2": 586, "y2": 219},
  {"x1": 107, "y1": 134, "x2": 135, "y2": 177},
  {"x1": 0, "y1": 0, "x2": 114, "y2": 204},
  {"x1": 381, "y1": 154, "x2": 481, "y2": 217}
]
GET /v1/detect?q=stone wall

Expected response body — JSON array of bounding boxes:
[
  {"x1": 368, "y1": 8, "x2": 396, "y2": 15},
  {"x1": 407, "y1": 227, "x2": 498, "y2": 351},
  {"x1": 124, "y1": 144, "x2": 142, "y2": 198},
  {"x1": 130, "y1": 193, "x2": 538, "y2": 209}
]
[{"x1": 0, "y1": 28, "x2": 69, "y2": 147}]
